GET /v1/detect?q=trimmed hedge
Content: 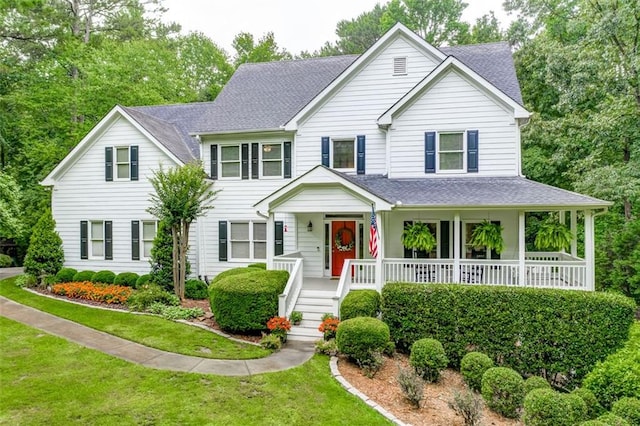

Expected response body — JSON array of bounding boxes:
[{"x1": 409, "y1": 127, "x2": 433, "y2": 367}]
[
  {"x1": 247, "y1": 263, "x2": 266, "y2": 269},
  {"x1": 340, "y1": 290, "x2": 381, "y2": 320},
  {"x1": 212, "y1": 267, "x2": 261, "y2": 284},
  {"x1": 461, "y1": 352, "x2": 495, "y2": 392},
  {"x1": 612, "y1": 397, "x2": 640, "y2": 426},
  {"x1": 209, "y1": 269, "x2": 289, "y2": 333},
  {"x1": 481, "y1": 367, "x2": 525, "y2": 419},
  {"x1": 523, "y1": 388, "x2": 574, "y2": 426},
  {"x1": 185, "y1": 278, "x2": 208, "y2": 300},
  {"x1": 114, "y1": 272, "x2": 139, "y2": 287},
  {"x1": 381, "y1": 283, "x2": 636, "y2": 385},
  {"x1": 91, "y1": 270, "x2": 116, "y2": 284},
  {"x1": 597, "y1": 414, "x2": 631, "y2": 426},
  {"x1": 135, "y1": 274, "x2": 151, "y2": 288},
  {"x1": 72, "y1": 270, "x2": 95, "y2": 282},
  {"x1": 524, "y1": 376, "x2": 552, "y2": 395},
  {"x1": 410, "y1": 338, "x2": 448, "y2": 383},
  {"x1": 572, "y1": 388, "x2": 604, "y2": 420},
  {"x1": 55, "y1": 267, "x2": 78, "y2": 283},
  {"x1": 336, "y1": 317, "x2": 390, "y2": 364}
]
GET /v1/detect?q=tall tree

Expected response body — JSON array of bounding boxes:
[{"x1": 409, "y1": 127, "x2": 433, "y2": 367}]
[
  {"x1": 320, "y1": 4, "x2": 387, "y2": 55},
  {"x1": 0, "y1": 171, "x2": 23, "y2": 239},
  {"x1": 232, "y1": 32, "x2": 291, "y2": 67}
]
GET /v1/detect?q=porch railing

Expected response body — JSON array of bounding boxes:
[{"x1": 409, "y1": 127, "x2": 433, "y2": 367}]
[
  {"x1": 273, "y1": 251, "x2": 302, "y2": 275},
  {"x1": 333, "y1": 259, "x2": 376, "y2": 316},
  {"x1": 524, "y1": 260, "x2": 587, "y2": 289},
  {"x1": 276, "y1": 254, "x2": 304, "y2": 318},
  {"x1": 525, "y1": 251, "x2": 582, "y2": 262}
]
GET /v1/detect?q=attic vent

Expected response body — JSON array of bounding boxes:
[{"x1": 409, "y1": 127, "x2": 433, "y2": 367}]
[{"x1": 393, "y1": 57, "x2": 407, "y2": 75}]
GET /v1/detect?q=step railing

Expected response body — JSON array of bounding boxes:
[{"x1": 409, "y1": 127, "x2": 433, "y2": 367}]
[
  {"x1": 276, "y1": 256, "x2": 304, "y2": 318},
  {"x1": 333, "y1": 259, "x2": 377, "y2": 316}
]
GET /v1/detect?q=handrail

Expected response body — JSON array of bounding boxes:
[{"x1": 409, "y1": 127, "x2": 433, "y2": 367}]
[
  {"x1": 278, "y1": 257, "x2": 304, "y2": 318},
  {"x1": 333, "y1": 258, "x2": 354, "y2": 317}
]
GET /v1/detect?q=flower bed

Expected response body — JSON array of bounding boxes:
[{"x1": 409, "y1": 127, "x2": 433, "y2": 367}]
[{"x1": 51, "y1": 281, "x2": 132, "y2": 304}]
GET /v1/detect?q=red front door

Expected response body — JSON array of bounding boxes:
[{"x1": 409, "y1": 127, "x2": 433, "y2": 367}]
[{"x1": 331, "y1": 221, "x2": 357, "y2": 276}]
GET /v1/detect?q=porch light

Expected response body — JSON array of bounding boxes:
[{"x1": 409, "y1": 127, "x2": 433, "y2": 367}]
[
  {"x1": 263, "y1": 144, "x2": 272, "y2": 153},
  {"x1": 307, "y1": 221, "x2": 313, "y2": 232}
]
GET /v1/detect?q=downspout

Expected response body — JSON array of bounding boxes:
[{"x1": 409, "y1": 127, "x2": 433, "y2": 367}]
[{"x1": 379, "y1": 124, "x2": 391, "y2": 176}]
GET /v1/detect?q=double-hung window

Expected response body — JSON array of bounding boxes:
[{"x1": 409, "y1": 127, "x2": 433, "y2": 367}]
[
  {"x1": 116, "y1": 147, "x2": 130, "y2": 179},
  {"x1": 90, "y1": 221, "x2": 104, "y2": 258},
  {"x1": 261, "y1": 144, "x2": 282, "y2": 177},
  {"x1": 142, "y1": 221, "x2": 157, "y2": 259},
  {"x1": 220, "y1": 145, "x2": 241, "y2": 178},
  {"x1": 229, "y1": 222, "x2": 266, "y2": 260},
  {"x1": 332, "y1": 139, "x2": 355, "y2": 169},
  {"x1": 438, "y1": 132, "x2": 464, "y2": 172}
]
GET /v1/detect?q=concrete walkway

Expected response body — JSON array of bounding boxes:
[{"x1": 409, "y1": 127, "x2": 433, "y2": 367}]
[{"x1": 0, "y1": 287, "x2": 314, "y2": 376}]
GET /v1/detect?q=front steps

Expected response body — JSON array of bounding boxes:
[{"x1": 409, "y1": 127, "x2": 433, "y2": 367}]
[{"x1": 288, "y1": 289, "x2": 334, "y2": 342}]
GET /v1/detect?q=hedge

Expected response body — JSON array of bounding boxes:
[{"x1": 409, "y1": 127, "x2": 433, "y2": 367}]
[
  {"x1": 381, "y1": 283, "x2": 636, "y2": 385},
  {"x1": 114, "y1": 272, "x2": 139, "y2": 287},
  {"x1": 212, "y1": 267, "x2": 261, "y2": 284},
  {"x1": 612, "y1": 397, "x2": 640, "y2": 426},
  {"x1": 135, "y1": 274, "x2": 151, "y2": 288},
  {"x1": 336, "y1": 317, "x2": 390, "y2": 364},
  {"x1": 340, "y1": 290, "x2": 381, "y2": 320},
  {"x1": 185, "y1": 278, "x2": 208, "y2": 300},
  {"x1": 91, "y1": 270, "x2": 116, "y2": 284},
  {"x1": 72, "y1": 270, "x2": 95, "y2": 282},
  {"x1": 55, "y1": 267, "x2": 78, "y2": 283},
  {"x1": 0, "y1": 253, "x2": 13, "y2": 267},
  {"x1": 209, "y1": 269, "x2": 289, "y2": 333}
]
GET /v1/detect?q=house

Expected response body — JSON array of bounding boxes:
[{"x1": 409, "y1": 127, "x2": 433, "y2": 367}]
[{"x1": 42, "y1": 23, "x2": 610, "y2": 340}]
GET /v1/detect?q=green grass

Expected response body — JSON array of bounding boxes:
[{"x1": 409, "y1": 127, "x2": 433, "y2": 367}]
[
  {"x1": 0, "y1": 317, "x2": 389, "y2": 425},
  {"x1": 0, "y1": 277, "x2": 269, "y2": 360}
]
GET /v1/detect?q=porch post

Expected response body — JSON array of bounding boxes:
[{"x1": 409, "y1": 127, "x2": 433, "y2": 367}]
[
  {"x1": 266, "y1": 212, "x2": 275, "y2": 270},
  {"x1": 518, "y1": 211, "x2": 526, "y2": 286},
  {"x1": 559, "y1": 211, "x2": 566, "y2": 253},
  {"x1": 453, "y1": 212, "x2": 461, "y2": 282},
  {"x1": 584, "y1": 209, "x2": 595, "y2": 291},
  {"x1": 376, "y1": 210, "x2": 384, "y2": 292},
  {"x1": 570, "y1": 210, "x2": 578, "y2": 258}
]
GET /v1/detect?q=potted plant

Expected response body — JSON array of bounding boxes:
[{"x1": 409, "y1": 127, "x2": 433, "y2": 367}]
[
  {"x1": 534, "y1": 218, "x2": 573, "y2": 251},
  {"x1": 290, "y1": 311, "x2": 303, "y2": 325},
  {"x1": 401, "y1": 222, "x2": 437, "y2": 253},
  {"x1": 266, "y1": 316, "x2": 291, "y2": 343},
  {"x1": 468, "y1": 220, "x2": 504, "y2": 254}
]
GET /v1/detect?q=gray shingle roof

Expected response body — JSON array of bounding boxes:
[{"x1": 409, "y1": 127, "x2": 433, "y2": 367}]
[{"x1": 339, "y1": 174, "x2": 609, "y2": 208}]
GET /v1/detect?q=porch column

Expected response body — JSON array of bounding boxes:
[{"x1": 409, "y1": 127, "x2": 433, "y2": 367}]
[
  {"x1": 559, "y1": 211, "x2": 566, "y2": 253},
  {"x1": 266, "y1": 212, "x2": 275, "y2": 270},
  {"x1": 453, "y1": 212, "x2": 461, "y2": 282},
  {"x1": 584, "y1": 209, "x2": 595, "y2": 291},
  {"x1": 518, "y1": 211, "x2": 526, "y2": 286},
  {"x1": 376, "y1": 210, "x2": 384, "y2": 292},
  {"x1": 570, "y1": 210, "x2": 578, "y2": 258}
]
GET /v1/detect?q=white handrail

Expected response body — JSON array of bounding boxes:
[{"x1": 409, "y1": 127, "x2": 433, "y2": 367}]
[{"x1": 278, "y1": 257, "x2": 304, "y2": 318}]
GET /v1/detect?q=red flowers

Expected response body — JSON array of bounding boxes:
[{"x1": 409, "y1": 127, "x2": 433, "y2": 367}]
[
  {"x1": 267, "y1": 316, "x2": 291, "y2": 333},
  {"x1": 318, "y1": 317, "x2": 340, "y2": 340},
  {"x1": 51, "y1": 281, "x2": 132, "y2": 304}
]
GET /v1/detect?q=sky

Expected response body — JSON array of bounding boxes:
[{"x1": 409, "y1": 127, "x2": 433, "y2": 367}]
[{"x1": 161, "y1": 0, "x2": 514, "y2": 55}]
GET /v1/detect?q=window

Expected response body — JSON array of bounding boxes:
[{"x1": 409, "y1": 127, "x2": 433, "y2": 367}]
[
  {"x1": 261, "y1": 144, "x2": 282, "y2": 177},
  {"x1": 332, "y1": 140, "x2": 354, "y2": 169},
  {"x1": 464, "y1": 222, "x2": 487, "y2": 259},
  {"x1": 221, "y1": 145, "x2": 241, "y2": 178},
  {"x1": 403, "y1": 221, "x2": 438, "y2": 259},
  {"x1": 90, "y1": 221, "x2": 104, "y2": 258},
  {"x1": 142, "y1": 221, "x2": 157, "y2": 258},
  {"x1": 229, "y1": 222, "x2": 266, "y2": 260},
  {"x1": 438, "y1": 133, "x2": 464, "y2": 171},
  {"x1": 116, "y1": 147, "x2": 130, "y2": 179},
  {"x1": 393, "y1": 56, "x2": 407, "y2": 75}
]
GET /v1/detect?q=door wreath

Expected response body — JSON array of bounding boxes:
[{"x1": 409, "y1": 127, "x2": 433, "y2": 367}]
[{"x1": 334, "y1": 227, "x2": 355, "y2": 252}]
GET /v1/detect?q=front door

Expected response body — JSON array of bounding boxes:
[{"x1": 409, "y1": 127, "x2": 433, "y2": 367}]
[{"x1": 331, "y1": 220, "x2": 357, "y2": 276}]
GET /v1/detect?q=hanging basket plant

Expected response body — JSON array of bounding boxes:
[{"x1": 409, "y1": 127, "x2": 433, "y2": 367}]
[
  {"x1": 469, "y1": 220, "x2": 504, "y2": 254},
  {"x1": 534, "y1": 218, "x2": 573, "y2": 251},
  {"x1": 401, "y1": 222, "x2": 437, "y2": 253}
]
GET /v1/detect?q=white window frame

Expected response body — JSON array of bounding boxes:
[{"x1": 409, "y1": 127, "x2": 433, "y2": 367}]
[
  {"x1": 331, "y1": 138, "x2": 356, "y2": 171},
  {"x1": 393, "y1": 56, "x2": 408, "y2": 75},
  {"x1": 89, "y1": 220, "x2": 105, "y2": 259},
  {"x1": 260, "y1": 142, "x2": 283, "y2": 178},
  {"x1": 436, "y1": 131, "x2": 466, "y2": 173},
  {"x1": 462, "y1": 221, "x2": 494, "y2": 259},
  {"x1": 141, "y1": 220, "x2": 157, "y2": 260},
  {"x1": 219, "y1": 144, "x2": 241, "y2": 179},
  {"x1": 114, "y1": 146, "x2": 130, "y2": 180},
  {"x1": 229, "y1": 221, "x2": 267, "y2": 261}
]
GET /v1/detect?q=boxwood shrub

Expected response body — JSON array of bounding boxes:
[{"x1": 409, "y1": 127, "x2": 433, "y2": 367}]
[
  {"x1": 524, "y1": 376, "x2": 552, "y2": 395},
  {"x1": 612, "y1": 397, "x2": 640, "y2": 426},
  {"x1": 335, "y1": 317, "x2": 390, "y2": 365},
  {"x1": 481, "y1": 367, "x2": 525, "y2": 419},
  {"x1": 114, "y1": 272, "x2": 139, "y2": 287},
  {"x1": 135, "y1": 274, "x2": 151, "y2": 288},
  {"x1": 54, "y1": 267, "x2": 78, "y2": 283},
  {"x1": 212, "y1": 267, "x2": 261, "y2": 284},
  {"x1": 461, "y1": 351, "x2": 495, "y2": 391},
  {"x1": 72, "y1": 270, "x2": 95, "y2": 282},
  {"x1": 410, "y1": 338, "x2": 448, "y2": 383},
  {"x1": 523, "y1": 388, "x2": 574, "y2": 426},
  {"x1": 381, "y1": 283, "x2": 636, "y2": 385},
  {"x1": 340, "y1": 290, "x2": 381, "y2": 320},
  {"x1": 596, "y1": 413, "x2": 631, "y2": 426},
  {"x1": 247, "y1": 263, "x2": 266, "y2": 269},
  {"x1": 185, "y1": 278, "x2": 208, "y2": 300},
  {"x1": 91, "y1": 270, "x2": 116, "y2": 284},
  {"x1": 572, "y1": 388, "x2": 604, "y2": 420},
  {"x1": 209, "y1": 269, "x2": 289, "y2": 334}
]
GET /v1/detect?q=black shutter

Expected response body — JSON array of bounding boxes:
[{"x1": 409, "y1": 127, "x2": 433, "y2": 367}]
[
  {"x1": 251, "y1": 143, "x2": 259, "y2": 179},
  {"x1": 219, "y1": 221, "x2": 228, "y2": 261},
  {"x1": 105, "y1": 221, "x2": 113, "y2": 260},
  {"x1": 130, "y1": 145, "x2": 139, "y2": 181},
  {"x1": 275, "y1": 221, "x2": 284, "y2": 256},
  {"x1": 105, "y1": 147, "x2": 113, "y2": 181},
  {"x1": 440, "y1": 221, "x2": 450, "y2": 259},
  {"x1": 80, "y1": 221, "x2": 88, "y2": 259},
  {"x1": 210, "y1": 144, "x2": 218, "y2": 180},
  {"x1": 356, "y1": 135, "x2": 366, "y2": 174},
  {"x1": 467, "y1": 130, "x2": 479, "y2": 173},
  {"x1": 241, "y1": 143, "x2": 249, "y2": 180},
  {"x1": 425, "y1": 132, "x2": 436, "y2": 173},
  {"x1": 321, "y1": 136, "x2": 330, "y2": 167},
  {"x1": 131, "y1": 221, "x2": 140, "y2": 261},
  {"x1": 403, "y1": 220, "x2": 413, "y2": 258},
  {"x1": 283, "y1": 141, "x2": 292, "y2": 178},
  {"x1": 491, "y1": 221, "x2": 501, "y2": 259}
]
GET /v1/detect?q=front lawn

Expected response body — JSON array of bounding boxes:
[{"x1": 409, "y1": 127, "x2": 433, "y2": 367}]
[
  {"x1": 0, "y1": 277, "x2": 269, "y2": 360},
  {"x1": 0, "y1": 317, "x2": 388, "y2": 425}
]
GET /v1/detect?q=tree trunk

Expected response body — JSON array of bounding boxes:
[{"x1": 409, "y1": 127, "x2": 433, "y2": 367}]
[
  {"x1": 178, "y1": 221, "x2": 190, "y2": 300},
  {"x1": 172, "y1": 224, "x2": 180, "y2": 298}
]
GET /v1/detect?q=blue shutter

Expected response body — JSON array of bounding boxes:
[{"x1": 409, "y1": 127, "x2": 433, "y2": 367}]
[
  {"x1": 210, "y1": 144, "x2": 218, "y2": 180},
  {"x1": 425, "y1": 132, "x2": 436, "y2": 173},
  {"x1": 283, "y1": 141, "x2": 292, "y2": 178},
  {"x1": 321, "y1": 137, "x2": 330, "y2": 167},
  {"x1": 251, "y1": 143, "x2": 259, "y2": 179},
  {"x1": 274, "y1": 221, "x2": 284, "y2": 256},
  {"x1": 131, "y1": 221, "x2": 140, "y2": 261},
  {"x1": 105, "y1": 221, "x2": 113, "y2": 260},
  {"x1": 219, "y1": 221, "x2": 228, "y2": 261},
  {"x1": 130, "y1": 145, "x2": 139, "y2": 181},
  {"x1": 241, "y1": 144, "x2": 249, "y2": 179},
  {"x1": 105, "y1": 147, "x2": 113, "y2": 181},
  {"x1": 356, "y1": 135, "x2": 366, "y2": 174},
  {"x1": 80, "y1": 221, "x2": 88, "y2": 259},
  {"x1": 467, "y1": 130, "x2": 479, "y2": 173}
]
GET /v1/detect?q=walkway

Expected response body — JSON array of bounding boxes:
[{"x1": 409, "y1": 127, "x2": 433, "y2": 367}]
[{"x1": 0, "y1": 272, "x2": 314, "y2": 376}]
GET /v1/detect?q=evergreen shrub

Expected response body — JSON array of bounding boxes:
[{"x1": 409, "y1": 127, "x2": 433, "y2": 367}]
[
  {"x1": 91, "y1": 270, "x2": 115, "y2": 284},
  {"x1": 185, "y1": 278, "x2": 208, "y2": 300},
  {"x1": 596, "y1": 413, "x2": 631, "y2": 426},
  {"x1": 523, "y1": 389, "x2": 573, "y2": 426},
  {"x1": 0, "y1": 254, "x2": 12, "y2": 267},
  {"x1": 335, "y1": 317, "x2": 390, "y2": 365},
  {"x1": 127, "y1": 284, "x2": 180, "y2": 311},
  {"x1": 340, "y1": 290, "x2": 381, "y2": 320},
  {"x1": 409, "y1": 338, "x2": 448, "y2": 383},
  {"x1": 54, "y1": 267, "x2": 78, "y2": 283},
  {"x1": 572, "y1": 388, "x2": 604, "y2": 420},
  {"x1": 461, "y1": 352, "x2": 495, "y2": 391},
  {"x1": 612, "y1": 397, "x2": 640, "y2": 426},
  {"x1": 72, "y1": 270, "x2": 95, "y2": 282},
  {"x1": 481, "y1": 367, "x2": 525, "y2": 419},
  {"x1": 114, "y1": 272, "x2": 139, "y2": 287},
  {"x1": 135, "y1": 274, "x2": 151, "y2": 288},
  {"x1": 524, "y1": 376, "x2": 552, "y2": 395},
  {"x1": 23, "y1": 209, "x2": 64, "y2": 283}
]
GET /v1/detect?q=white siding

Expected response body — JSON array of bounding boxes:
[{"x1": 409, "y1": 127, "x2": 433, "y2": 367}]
[
  {"x1": 273, "y1": 187, "x2": 370, "y2": 213},
  {"x1": 389, "y1": 70, "x2": 518, "y2": 178}
]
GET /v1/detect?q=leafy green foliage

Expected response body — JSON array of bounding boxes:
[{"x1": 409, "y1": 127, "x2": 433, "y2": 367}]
[
  {"x1": 596, "y1": 413, "x2": 632, "y2": 426},
  {"x1": 0, "y1": 171, "x2": 23, "y2": 239},
  {"x1": 409, "y1": 338, "x2": 448, "y2": 383},
  {"x1": 209, "y1": 269, "x2": 288, "y2": 334},
  {"x1": 126, "y1": 284, "x2": 180, "y2": 312},
  {"x1": 571, "y1": 388, "x2": 604, "y2": 420},
  {"x1": 113, "y1": 272, "x2": 139, "y2": 288},
  {"x1": 397, "y1": 366, "x2": 424, "y2": 408},
  {"x1": 135, "y1": 274, "x2": 151, "y2": 288},
  {"x1": 523, "y1": 376, "x2": 552, "y2": 395},
  {"x1": 54, "y1": 268, "x2": 77, "y2": 283},
  {"x1": 381, "y1": 283, "x2": 636, "y2": 386},
  {"x1": 401, "y1": 221, "x2": 437, "y2": 253},
  {"x1": 612, "y1": 397, "x2": 640, "y2": 426},
  {"x1": 149, "y1": 219, "x2": 184, "y2": 292},
  {"x1": 460, "y1": 352, "x2": 495, "y2": 392},
  {"x1": 336, "y1": 317, "x2": 390, "y2": 366},
  {"x1": 481, "y1": 367, "x2": 525, "y2": 419},
  {"x1": 247, "y1": 262, "x2": 266, "y2": 269},
  {"x1": 147, "y1": 303, "x2": 204, "y2": 320},
  {"x1": 232, "y1": 32, "x2": 291, "y2": 66},
  {"x1": 0, "y1": 254, "x2": 13, "y2": 267},
  {"x1": 72, "y1": 270, "x2": 95, "y2": 282},
  {"x1": 523, "y1": 388, "x2": 581, "y2": 426},
  {"x1": 468, "y1": 220, "x2": 504, "y2": 254},
  {"x1": 212, "y1": 266, "x2": 260, "y2": 283},
  {"x1": 22, "y1": 209, "x2": 63, "y2": 284},
  {"x1": 534, "y1": 218, "x2": 573, "y2": 251},
  {"x1": 90, "y1": 270, "x2": 115, "y2": 284},
  {"x1": 259, "y1": 333, "x2": 282, "y2": 351},
  {"x1": 340, "y1": 290, "x2": 381, "y2": 320},
  {"x1": 184, "y1": 278, "x2": 208, "y2": 300}
]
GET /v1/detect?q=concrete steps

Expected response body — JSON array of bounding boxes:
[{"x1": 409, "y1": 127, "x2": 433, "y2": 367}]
[{"x1": 288, "y1": 289, "x2": 334, "y2": 342}]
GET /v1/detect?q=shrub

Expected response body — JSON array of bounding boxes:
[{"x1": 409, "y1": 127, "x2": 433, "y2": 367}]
[
  {"x1": 184, "y1": 278, "x2": 208, "y2": 300},
  {"x1": 314, "y1": 338, "x2": 338, "y2": 356},
  {"x1": 114, "y1": 272, "x2": 139, "y2": 287},
  {"x1": 136, "y1": 274, "x2": 151, "y2": 288},
  {"x1": 290, "y1": 311, "x2": 303, "y2": 325},
  {"x1": 481, "y1": 367, "x2": 525, "y2": 419},
  {"x1": 523, "y1": 388, "x2": 572, "y2": 426},
  {"x1": 580, "y1": 421, "x2": 609, "y2": 426},
  {"x1": 358, "y1": 350, "x2": 385, "y2": 378},
  {"x1": 461, "y1": 352, "x2": 495, "y2": 391},
  {"x1": 209, "y1": 269, "x2": 289, "y2": 333},
  {"x1": 72, "y1": 270, "x2": 95, "y2": 282},
  {"x1": 0, "y1": 253, "x2": 13, "y2": 267},
  {"x1": 340, "y1": 290, "x2": 381, "y2": 320},
  {"x1": 597, "y1": 413, "x2": 631, "y2": 426},
  {"x1": 381, "y1": 283, "x2": 636, "y2": 385},
  {"x1": 23, "y1": 209, "x2": 64, "y2": 284},
  {"x1": 260, "y1": 334, "x2": 282, "y2": 350},
  {"x1": 410, "y1": 338, "x2": 448, "y2": 383},
  {"x1": 127, "y1": 284, "x2": 180, "y2": 311},
  {"x1": 147, "y1": 303, "x2": 204, "y2": 320},
  {"x1": 54, "y1": 267, "x2": 78, "y2": 283},
  {"x1": 384, "y1": 340, "x2": 396, "y2": 357},
  {"x1": 584, "y1": 322, "x2": 640, "y2": 409},
  {"x1": 448, "y1": 389, "x2": 484, "y2": 426},
  {"x1": 91, "y1": 270, "x2": 116, "y2": 284},
  {"x1": 149, "y1": 219, "x2": 190, "y2": 292},
  {"x1": 565, "y1": 393, "x2": 589, "y2": 424},
  {"x1": 335, "y1": 317, "x2": 390, "y2": 365},
  {"x1": 212, "y1": 266, "x2": 261, "y2": 284},
  {"x1": 612, "y1": 397, "x2": 640, "y2": 426},
  {"x1": 51, "y1": 282, "x2": 132, "y2": 304},
  {"x1": 573, "y1": 388, "x2": 605, "y2": 420},
  {"x1": 524, "y1": 376, "x2": 552, "y2": 395},
  {"x1": 248, "y1": 262, "x2": 266, "y2": 269},
  {"x1": 15, "y1": 274, "x2": 37, "y2": 288},
  {"x1": 397, "y1": 366, "x2": 424, "y2": 408}
]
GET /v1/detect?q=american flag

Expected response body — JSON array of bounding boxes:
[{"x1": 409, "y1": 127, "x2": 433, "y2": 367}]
[{"x1": 369, "y1": 205, "x2": 379, "y2": 258}]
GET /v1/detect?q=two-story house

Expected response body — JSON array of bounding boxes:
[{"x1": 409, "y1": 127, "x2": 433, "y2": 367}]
[{"x1": 42, "y1": 23, "x2": 609, "y2": 338}]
